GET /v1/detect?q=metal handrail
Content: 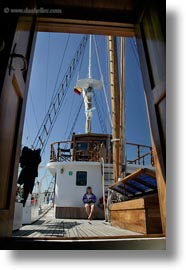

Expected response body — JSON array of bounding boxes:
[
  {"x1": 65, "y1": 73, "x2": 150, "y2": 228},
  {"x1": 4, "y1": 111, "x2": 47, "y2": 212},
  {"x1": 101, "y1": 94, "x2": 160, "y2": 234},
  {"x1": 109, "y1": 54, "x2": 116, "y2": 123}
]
[{"x1": 49, "y1": 140, "x2": 154, "y2": 166}]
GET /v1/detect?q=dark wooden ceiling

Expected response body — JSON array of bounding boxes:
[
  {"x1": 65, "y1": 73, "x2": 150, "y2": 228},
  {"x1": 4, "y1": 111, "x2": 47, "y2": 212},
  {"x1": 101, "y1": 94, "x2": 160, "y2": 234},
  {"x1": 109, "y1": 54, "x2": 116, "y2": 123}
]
[
  {"x1": 36, "y1": 0, "x2": 143, "y2": 24},
  {"x1": 0, "y1": 1, "x2": 164, "y2": 36}
]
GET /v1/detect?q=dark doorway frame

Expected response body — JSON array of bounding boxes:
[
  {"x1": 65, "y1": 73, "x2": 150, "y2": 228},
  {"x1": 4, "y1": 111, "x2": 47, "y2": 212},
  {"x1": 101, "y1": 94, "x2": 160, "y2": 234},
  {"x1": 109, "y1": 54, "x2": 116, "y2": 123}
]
[{"x1": 0, "y1": 0, "x2": 165, "y2": 249}]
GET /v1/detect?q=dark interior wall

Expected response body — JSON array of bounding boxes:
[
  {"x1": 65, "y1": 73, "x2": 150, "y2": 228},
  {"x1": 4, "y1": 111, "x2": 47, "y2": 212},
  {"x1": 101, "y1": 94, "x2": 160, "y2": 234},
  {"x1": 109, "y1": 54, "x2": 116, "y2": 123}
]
[
  {"x1": 0, "y1": 3, "x2": 18, "y2": 94},
  {"x1": 0, "y1": 0, "x2": 165, "y2": 94}
]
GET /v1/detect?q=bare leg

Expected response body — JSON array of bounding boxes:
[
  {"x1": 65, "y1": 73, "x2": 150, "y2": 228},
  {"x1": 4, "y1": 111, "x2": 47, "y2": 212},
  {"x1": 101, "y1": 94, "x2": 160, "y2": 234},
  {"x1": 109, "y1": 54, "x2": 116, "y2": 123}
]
[
  {"x1": 88, "y1": 204, "x2": 95, "y2": 220},
  {"x1": 85, "y1": 204, "x2": 91, "y2": 217}
]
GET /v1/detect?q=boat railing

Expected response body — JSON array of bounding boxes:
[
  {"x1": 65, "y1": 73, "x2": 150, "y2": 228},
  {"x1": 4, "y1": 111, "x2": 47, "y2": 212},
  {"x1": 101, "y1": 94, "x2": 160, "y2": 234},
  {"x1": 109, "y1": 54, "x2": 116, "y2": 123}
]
[
  {"x1": 50, "y1": 140, "x2": 112, "y2": 162},
  {"x1": 126, "y1": 142, "x2": 154, "y2": 166},
  {"x1": 50, "y1": 140, "x2": 154, "y2": 166},
  {"x1": 50, "y1": 140, "x2": 73, "y2": 162}
]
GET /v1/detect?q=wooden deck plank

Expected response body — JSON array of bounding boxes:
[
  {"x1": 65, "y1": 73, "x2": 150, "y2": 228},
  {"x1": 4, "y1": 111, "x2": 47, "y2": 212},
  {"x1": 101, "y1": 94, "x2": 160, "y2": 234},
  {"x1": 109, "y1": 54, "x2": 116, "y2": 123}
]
[
  {"x1": 66, "y1": 222, "x2": 77, "y2": 238},
  {"x1": 84, "y1": 223, "x2": 108, "y2": 237},
  {"x1": 17, "y1": 223, "x2": 44, "y2": 237},
  {"x1": 12, "y1": 209, "x2": 142, "y2": 239},
  {"x1": 49, "y1": 220, "x2": 62, "y2": 238},
  {"x1": 89, "y1": 224, "x2": 118, "y2": 236},
  {"x1": 74, "y1": 223, "x2": 91, "y2": 238},
  {"x1": 87, "y1": 222, "x2": 131, "y2": 237},
  {"x1": 79, "y1": 223, "x2": 100, "y2": 237},
  {"x1": 72, "y1": 223, "x2": 83, "y2": 238},
  {"x1": 74, "y1": 222, "x2": 92, "y2": 238}
]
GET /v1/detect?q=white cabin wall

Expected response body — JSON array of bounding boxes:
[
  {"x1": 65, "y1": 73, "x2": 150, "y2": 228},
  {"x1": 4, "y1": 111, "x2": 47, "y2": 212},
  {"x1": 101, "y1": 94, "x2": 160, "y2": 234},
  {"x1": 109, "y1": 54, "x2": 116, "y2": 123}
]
[{"x1": 47, "y1": 162, "x2": 102, "y2": 208}]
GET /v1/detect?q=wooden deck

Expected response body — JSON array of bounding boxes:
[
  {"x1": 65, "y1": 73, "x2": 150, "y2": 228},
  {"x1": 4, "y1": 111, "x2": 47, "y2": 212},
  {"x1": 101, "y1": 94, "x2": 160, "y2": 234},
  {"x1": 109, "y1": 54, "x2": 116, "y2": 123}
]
[{"x1": 13, "y1": 208, "x2": 142, "y2": 240}]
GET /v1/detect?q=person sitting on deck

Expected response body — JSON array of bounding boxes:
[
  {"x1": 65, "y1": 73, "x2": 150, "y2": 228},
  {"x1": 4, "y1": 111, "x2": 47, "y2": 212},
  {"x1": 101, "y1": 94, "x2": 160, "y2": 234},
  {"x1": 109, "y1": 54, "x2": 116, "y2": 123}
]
[{"x1": 82, "y1": 187, "x2": 97, "y2": 221}]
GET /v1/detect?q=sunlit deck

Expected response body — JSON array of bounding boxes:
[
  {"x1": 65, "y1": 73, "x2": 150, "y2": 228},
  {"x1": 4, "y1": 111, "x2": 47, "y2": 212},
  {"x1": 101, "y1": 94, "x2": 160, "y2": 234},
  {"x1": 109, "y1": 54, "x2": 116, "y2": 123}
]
[{"x1": 13, "y1": 208, "x2": 141, "y2": 240}]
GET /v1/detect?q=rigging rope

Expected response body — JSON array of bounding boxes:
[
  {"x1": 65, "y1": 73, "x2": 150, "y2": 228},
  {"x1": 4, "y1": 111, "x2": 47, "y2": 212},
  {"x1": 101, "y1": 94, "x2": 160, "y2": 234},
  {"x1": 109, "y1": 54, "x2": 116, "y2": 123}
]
[
  {"x1": 48, "y1": 34, "x2": 70, "y2": 108},
  {"x1": 29, "y1": 91, "x2": 39, "y2": 132},
  {"x1": 93, "y1": 35, "x2": 112, "y2": 128},
  {"x1": 45, "y1": 33, "x2": 50, "y2": 115},
  {"x1": 63, "y1": 92, "x2": 76, "y2": 139},
  {"x1": 128, "y1": 38, "x2": 144, "y2": 99},
  {"x1": 24, "y1": 120, "x2": 32, "y2": 146},
  {"x1": 67, "y1": 99, "x2": 84, "y2": 141},
  {"x1": 77, "y1": 37, "x2": 87, "y2": 81},
  {"x1": 32, "y1": 35, "x2": 88, "y2": 153},
  {"x1": 63, "y1": 36, "x2": 88, "y2": 142},
  {"x1": 129, "y1": 38, "x2": 140, "y2": 69},
  {"x1": 93, "y1": 91, "x2": 107, "y2": 134}
]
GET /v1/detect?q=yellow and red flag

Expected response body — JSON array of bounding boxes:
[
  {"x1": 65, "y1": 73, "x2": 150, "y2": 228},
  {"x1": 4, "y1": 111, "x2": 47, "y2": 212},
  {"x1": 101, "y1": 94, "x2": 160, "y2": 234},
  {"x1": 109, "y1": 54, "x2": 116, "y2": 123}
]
[{"x1": 73, "y1": 87, "x2": 82, "y2": 95}]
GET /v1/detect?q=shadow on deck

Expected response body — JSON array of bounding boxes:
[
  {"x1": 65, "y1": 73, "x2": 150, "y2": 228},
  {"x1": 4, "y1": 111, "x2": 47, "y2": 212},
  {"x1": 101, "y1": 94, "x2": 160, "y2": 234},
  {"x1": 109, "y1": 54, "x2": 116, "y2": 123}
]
[
  {"x1": 9, "y1": 209, "x2": 166, "y2": 250},
  {"x1": 12, "y1": 208, "x2": 141, "y2": 239}
]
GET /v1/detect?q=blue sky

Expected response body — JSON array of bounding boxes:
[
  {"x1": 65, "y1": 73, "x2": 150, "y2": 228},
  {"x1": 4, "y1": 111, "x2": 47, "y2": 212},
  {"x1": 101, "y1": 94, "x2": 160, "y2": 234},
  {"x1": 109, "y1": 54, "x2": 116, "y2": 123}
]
[{"x1": 21, "y1": 33, "x2": 151, "y2": 191}]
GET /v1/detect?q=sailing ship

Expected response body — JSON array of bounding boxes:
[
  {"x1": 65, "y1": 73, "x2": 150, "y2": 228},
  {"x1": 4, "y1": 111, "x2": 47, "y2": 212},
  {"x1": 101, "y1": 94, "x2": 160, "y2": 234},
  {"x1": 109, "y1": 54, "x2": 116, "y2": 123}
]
[
  {"x1": 14, "y1": 34, "x2": 158, "y2": 235},
  {"x1": 46, "y1": 35, "x2": 155, "y2": 221},
  {"x1": 0, "y1": 0, "x2": 166, "y2": 250}
]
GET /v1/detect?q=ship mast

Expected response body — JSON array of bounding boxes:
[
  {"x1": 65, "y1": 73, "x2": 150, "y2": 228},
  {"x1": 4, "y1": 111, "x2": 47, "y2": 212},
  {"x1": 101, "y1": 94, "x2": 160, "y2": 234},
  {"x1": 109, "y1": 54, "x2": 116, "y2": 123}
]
[
  {"x1": 109, "y1": 36, "x2": 126, "y2": 182},
  {"x1": 108, "y1": 36, "x2": 120, "y2": 182},
  {"x1": 75, "y1": 35, "x2": 102, "y2": 133},
  {"x1": 119, "y1": 37, "x2": 126, "y2": 177}
]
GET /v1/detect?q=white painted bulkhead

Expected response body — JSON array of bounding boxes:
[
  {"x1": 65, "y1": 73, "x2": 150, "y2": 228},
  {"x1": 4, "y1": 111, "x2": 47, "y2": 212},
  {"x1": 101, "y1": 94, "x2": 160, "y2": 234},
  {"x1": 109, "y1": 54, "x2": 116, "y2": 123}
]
[{"x1": 47, "y1": 161, "x2": 103, "y2": 209}]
